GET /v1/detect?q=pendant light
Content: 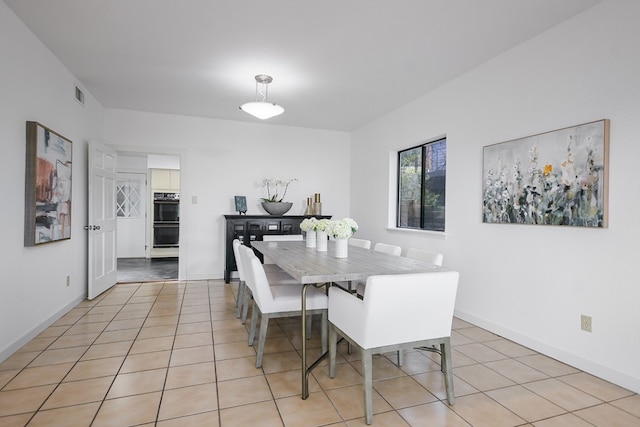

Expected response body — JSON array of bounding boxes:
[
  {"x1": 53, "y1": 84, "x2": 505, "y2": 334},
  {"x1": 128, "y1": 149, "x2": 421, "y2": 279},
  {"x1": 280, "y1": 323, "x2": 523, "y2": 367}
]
[{"x1": 239, "y1": 75, "x2": 284, "y2": 120}]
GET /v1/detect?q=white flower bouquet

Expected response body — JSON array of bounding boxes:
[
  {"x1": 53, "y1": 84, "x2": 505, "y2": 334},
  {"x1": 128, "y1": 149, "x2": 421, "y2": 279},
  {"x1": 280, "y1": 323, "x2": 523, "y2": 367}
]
[
  {"x1": 341, "y1": 218, "x2": 358, "y2": 235},
  {"x1": 328, "y1": 218, "x2": 358, "y2": 239},
  {"x1": 300, "y1": 217, "x2": 318, "y2": 232},
  {"x1": 315, "y1": 218, "x2": 332, "y2": 232}
]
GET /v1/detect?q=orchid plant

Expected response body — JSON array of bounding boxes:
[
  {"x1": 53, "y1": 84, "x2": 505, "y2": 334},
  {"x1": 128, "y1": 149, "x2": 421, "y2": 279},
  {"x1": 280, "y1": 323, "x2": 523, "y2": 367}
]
[{"x1": 261, "y1": 178, "x2": 297, "y2": 202}]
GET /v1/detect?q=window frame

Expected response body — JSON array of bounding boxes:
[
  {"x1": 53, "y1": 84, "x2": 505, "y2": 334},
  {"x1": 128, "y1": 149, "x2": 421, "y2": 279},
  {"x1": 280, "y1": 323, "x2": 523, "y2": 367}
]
[
  {"x1": 396, "y1": 136, "x2": 447, "y2": 232},
  {"x1": 116, "y1": 178, "x2": 143, "y2": 219}
]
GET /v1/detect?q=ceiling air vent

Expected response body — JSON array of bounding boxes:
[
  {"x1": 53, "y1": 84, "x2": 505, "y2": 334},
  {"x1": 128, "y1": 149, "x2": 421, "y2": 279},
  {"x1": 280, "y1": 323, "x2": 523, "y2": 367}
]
[{"x1": 74, "y1": 85, "x2": 85, "y2": 106}]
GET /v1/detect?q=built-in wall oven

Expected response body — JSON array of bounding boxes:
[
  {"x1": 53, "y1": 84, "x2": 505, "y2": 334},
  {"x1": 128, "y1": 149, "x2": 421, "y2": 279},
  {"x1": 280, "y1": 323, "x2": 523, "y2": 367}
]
[{"x1": 153, "y1": 192, "x2": 179, "y2": 249}]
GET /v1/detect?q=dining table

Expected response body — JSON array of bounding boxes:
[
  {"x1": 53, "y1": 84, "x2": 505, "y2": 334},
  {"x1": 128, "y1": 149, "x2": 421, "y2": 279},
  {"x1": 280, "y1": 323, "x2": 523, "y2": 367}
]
[{"x1": 250, "y1": 239, "x2": 446, "y2": 399}]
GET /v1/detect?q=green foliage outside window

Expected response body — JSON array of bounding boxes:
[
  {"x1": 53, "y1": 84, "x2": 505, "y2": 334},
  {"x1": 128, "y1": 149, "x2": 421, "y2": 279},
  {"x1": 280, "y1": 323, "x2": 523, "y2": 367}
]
[{"x1": 398, "y1": 138, "x2": 446, "y2": 231}]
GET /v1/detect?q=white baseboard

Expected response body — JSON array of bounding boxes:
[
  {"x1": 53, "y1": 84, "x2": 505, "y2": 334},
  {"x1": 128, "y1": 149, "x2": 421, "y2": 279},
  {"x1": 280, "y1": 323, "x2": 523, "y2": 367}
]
[
  {"x1": 454, "y1": 309, "x2": 640, "y2": 394},
  {"x1": 181, "y1": 272, "x2": 225, "y2": 281},
  {"x1": 0, "y1": 294, "x2": 86, "y2": 364}
]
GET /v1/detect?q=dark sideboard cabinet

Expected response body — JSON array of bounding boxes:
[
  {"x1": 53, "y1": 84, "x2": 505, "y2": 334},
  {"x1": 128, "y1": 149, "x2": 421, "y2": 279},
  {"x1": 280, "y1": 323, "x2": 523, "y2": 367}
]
[{"x1": 224, "y1": 215, "x2": 331, "y2": 283}]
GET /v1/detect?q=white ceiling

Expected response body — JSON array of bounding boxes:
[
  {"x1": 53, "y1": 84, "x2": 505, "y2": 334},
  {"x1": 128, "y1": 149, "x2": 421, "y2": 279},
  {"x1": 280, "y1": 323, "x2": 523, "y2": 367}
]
[{"x1": 4, "y1": 0, "x2": 601, "y2": 131}]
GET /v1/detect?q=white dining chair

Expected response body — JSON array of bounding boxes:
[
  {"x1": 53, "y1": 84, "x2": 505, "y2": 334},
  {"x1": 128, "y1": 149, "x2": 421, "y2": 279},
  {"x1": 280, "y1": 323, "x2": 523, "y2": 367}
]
[
  {"x1": 243, "y1": 247, "x2": 328, "y2": 368},
  {"x1": 233, "y1": 239, "x2": 299, "y2": 324},
  {"x1": 394, "y1": 247, "x2": 445, "y2": 365},
  {"x1": 348, "y1": 238, "x2": 371, "y2": 249},
  {"x1": 332, "y1": 238, "x2": 372, "y2": 295},
  {"x1": 372, "y1": 242, "x2": 402, "y2": 256},
  {"x1": 232, "y1": 239, "x2": 248, "y2": 318},
  {"x1": 328, "y1": 271, "x2": 459, "y2": 424},
  {"x1": 355, "y1": 242, "x2": 402, "y2": 296},
  {"x1": 262, "y1": 234, "x2": 304, "y2": 271},
  {"x1": 405, "y1": 247, "x2": 444, "y2": 266}
]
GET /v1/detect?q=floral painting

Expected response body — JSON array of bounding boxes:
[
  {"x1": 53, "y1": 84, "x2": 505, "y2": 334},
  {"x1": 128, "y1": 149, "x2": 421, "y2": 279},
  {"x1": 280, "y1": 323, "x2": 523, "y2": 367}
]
[{"x1": 482, "y1": 119, "x2": 609, "y2": 228}]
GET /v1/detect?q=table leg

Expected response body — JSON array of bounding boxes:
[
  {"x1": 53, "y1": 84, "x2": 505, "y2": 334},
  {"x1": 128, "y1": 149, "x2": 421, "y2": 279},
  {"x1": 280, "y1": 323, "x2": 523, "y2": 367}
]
[{"x1": 301, "y1": 283, "x2": 310, "y2": 399}]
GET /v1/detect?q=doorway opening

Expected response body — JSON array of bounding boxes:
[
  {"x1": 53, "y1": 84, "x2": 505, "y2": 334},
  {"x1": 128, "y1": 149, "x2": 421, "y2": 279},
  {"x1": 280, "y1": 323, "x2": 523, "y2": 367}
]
[
  {"x1": 116, "y1": 153, "x2": 180, "y2": 283},
  {"x1": 117, "y1": 257, "x2": 178, "y2": 283}
]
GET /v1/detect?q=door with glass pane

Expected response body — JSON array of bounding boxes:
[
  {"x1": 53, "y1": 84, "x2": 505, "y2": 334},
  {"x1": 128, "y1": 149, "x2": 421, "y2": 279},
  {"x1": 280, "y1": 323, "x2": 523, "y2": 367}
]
[{"x1": 116, "y1": 173, "x2": 147, "y2": 258}]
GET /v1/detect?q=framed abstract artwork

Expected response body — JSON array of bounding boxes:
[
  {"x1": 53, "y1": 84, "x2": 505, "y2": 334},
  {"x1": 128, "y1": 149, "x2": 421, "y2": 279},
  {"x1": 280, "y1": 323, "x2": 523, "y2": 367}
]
[
  {"x1": 24, "y1": 121, "x2": 73, "y2": 246},
  {"x1": 482, "y1": 119, "x2": 609, "y2": 228}
]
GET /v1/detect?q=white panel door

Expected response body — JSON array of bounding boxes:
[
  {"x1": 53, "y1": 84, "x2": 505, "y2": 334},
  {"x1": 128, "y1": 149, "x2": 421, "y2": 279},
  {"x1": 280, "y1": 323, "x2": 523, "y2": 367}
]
[
  {"x1": 88, "y1": 142, "x2": 118, "y2": 300},
  {"x1": 116, "y1": 173, "x2": 147, "y2": 258}
]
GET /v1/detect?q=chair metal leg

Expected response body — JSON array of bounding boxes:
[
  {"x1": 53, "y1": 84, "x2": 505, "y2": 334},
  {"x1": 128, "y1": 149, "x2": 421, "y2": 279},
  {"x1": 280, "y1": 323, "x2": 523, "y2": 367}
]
[
  {"x1": 241, "y1": 287, "x2": 252, "y2": 324},
  {"x1": 397, "y1": 349, "x2": 404, "y2": 366},
  {"x1": 328, "y1": 325, "x2": 337, "y2": 378},
  {"x1": 256, "y1": 314, "x2": 270, "y2": 368},
  {"x1": 235, "y1": 282, "x2": 240, "y2": 307},
  {"x1": 362, "y1": 349, "x2": 373, "y2": 425},
  {"x1": 441, "y1": 339, "x2": 455, "y2": 405},
  {"x1": 236, "y1": 281, "x2": 245, "y2": 318},
  {"x1": 248, "y1": 301, "x2": 259, "y2": 345},
  {"x1": 321, "y1": 310, "x2": 328, "y2": 354},
  {"x1": 306, "y1": 314, "x2": 312, "y2": 338}
]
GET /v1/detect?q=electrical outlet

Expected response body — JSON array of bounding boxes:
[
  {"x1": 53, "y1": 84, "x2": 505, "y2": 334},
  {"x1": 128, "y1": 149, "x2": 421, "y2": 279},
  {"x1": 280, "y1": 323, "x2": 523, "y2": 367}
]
[
  {"x1": 66, "y1": 275, "x2": 70, "y2": 287},
  {"x1": 581, "y1": 314, "x2": 592, "y2": 332}
]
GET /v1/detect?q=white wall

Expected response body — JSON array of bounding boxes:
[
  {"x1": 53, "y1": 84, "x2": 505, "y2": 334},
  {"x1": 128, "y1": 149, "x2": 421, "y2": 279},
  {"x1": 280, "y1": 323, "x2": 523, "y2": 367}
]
[
  {"x1": 0, "y1": 2, "x2": 104, "y2": 359},
  {"x1": 147, "y1": 154, "x2": 180, "y2": 170},
  {"x1": 104, "y1": 109, "x2": 351, "y2": 281},
  {"x1": 351, "y1": 1, "x2": 640, "y2": 392},
  {"x1": 4, "y1": 0, "x2": 637, "y2": 396}
]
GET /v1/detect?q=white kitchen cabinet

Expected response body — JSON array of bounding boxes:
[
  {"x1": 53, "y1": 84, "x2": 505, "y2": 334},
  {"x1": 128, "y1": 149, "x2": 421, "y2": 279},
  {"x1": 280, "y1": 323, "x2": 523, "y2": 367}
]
[{"x1": 151, "y1": 169, "x2": 180, "y2": 191}]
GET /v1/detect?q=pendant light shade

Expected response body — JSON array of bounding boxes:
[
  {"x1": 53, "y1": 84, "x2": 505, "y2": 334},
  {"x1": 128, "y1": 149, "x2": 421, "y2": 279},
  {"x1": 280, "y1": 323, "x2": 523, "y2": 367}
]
[
  {"x1": 239, "y1": 101, "x2": 285, "y2": 120},
  {"x1": 239, "y1": 75, "x2": 284, "y2": 120}
]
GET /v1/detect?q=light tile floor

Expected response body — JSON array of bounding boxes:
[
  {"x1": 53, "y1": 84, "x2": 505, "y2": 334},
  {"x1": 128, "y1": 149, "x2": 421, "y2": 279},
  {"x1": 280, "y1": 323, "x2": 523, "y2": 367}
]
[{"x1": 1, "y1": 280, "x2": 639, "y2": 426}]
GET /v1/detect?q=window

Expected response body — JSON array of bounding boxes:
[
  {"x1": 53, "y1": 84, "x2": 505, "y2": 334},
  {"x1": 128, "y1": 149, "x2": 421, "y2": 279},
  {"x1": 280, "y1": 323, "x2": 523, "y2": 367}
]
[
  {"x1": 397, "y1": 137, "x2": 446, "y2": 231},
  {"x1": 116, "y1": 179, "x2": 142, "y2": 218}
]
